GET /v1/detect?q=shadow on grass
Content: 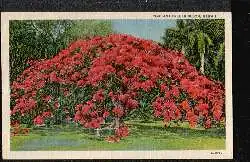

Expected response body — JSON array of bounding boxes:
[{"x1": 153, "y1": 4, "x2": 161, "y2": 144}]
[
  {"x1": 28, "y1": 121, "x2": 225, "y2": 140},
  {"x1": 128, "y1": 123, "x2": 225, "y2": 138},
  {"x1": 30, "y1": 125, "x2": 108, "y2": 141}
]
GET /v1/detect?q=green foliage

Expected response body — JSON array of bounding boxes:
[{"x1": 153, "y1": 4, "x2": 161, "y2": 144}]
[
  {"x1": 67, "y1": 20, "x2": 113, "y2": 41},
  {"x1": 126, "y1": 88, "x2": 161, "y2": 121},
  {"x1": 9, "y1": 20, "x2": 113, "y2": 82},
  {"x1": 9, "y1": 20, "x2": 72, "y2": 82},
  {"x1": 162, "y1": 19, "x2": 225, "y2": 82}
]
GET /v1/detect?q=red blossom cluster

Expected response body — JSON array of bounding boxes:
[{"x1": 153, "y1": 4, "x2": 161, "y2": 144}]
[
  {"x1": 105, "y1": 125, "x2": 129, "y2": 143},
  {"x1": 10, "y1": 120, "x2": 30, "y2": 136},
  {"x1": 74, "y1": 101, "x2": 105, "y2": 128},
  {"x1": 33, "y1": 111, "x2": 53, "y2": 125},
  {"x1": 115, "y1": 125, "x2": 129, "y2": 138},
  {"x1": 10, "y1": 34, "x2": 225, "y2": 138}
]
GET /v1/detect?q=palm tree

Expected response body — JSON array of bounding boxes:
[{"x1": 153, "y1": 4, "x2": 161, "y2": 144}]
[
  {"x1": 187, "y1": 20, "x2": 213, "y2": 74},
  {"x1": 162, "y1": 20, "x2": 189, "y2": 55},
  {"x1": 162, "y1": 20, "x2": 223, "y2": 77}
]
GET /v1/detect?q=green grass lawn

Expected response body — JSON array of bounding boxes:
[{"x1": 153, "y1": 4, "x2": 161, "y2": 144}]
[{"x1": 10, "y1": 120, "x2": 225, "y2": 151}]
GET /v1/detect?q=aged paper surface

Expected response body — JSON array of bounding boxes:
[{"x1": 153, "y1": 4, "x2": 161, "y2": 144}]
[{"x1": 1, "y1": 12, "x2": 232, "y2": 159}]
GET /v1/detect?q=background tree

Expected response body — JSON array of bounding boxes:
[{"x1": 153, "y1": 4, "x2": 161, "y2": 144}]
[
  {"x1": 9, "y1": 20, "x2": 113, "y2": 82},
  {"x1": 68, "y1": 20, "x2": 113, "y2": 41},
  {"x1": 162, "y1": 19, "x2": 225, "y2": 82}
]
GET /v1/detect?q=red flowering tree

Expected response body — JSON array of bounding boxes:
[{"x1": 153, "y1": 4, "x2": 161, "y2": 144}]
[{"x1": 10, "y1": 34, "x2": 225, "y2": 140}]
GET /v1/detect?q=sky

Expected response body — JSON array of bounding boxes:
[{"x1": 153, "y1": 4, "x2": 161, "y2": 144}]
[{"x1": 111, "y1": 19, "x2": 176, "y2": 43}]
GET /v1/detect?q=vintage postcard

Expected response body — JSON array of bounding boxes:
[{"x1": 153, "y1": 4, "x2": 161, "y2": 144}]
[{"x1": 1, "y1": 12, "x2": 232, "y2": 159}]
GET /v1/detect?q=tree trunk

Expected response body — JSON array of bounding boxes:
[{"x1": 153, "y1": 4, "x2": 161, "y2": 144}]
[
  {"x1": 96, "y1": 118, "x2": 120, "y2": 137},
  {"x1": 200, "y1": 52, "x2": 205, "y2": 74},
  {"x1": 105, "y1": 117, "x2": 120, "y2": 129},
  {"x1": 114, "y1": 117, "x2": 120, "y2": 128},
  {"x1": 96, "y1": 128, "x2": 101, "y2": 137},
  {"x1": 181, "y1": 46, "x2": 185, "y2": 55}
]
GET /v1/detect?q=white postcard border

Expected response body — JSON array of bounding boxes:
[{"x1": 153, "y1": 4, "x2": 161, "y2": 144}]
[{"x1": 1, "y1": 12, "x2": 233, "y2": 159}]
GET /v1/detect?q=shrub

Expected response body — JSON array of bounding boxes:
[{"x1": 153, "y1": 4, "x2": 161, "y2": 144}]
[{"x1": 10, "y1": 34, "x2": 225, "y2": 140}]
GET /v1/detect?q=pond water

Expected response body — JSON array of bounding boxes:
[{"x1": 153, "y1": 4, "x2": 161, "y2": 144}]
[{"x1": 112, "y1": 19, "x2": 176, "y2": 42}]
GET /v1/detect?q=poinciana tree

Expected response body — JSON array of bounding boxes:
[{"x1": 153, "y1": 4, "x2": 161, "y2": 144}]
[{"x1": 10, "y1": 34, "x2": 225, "y2": 142}]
